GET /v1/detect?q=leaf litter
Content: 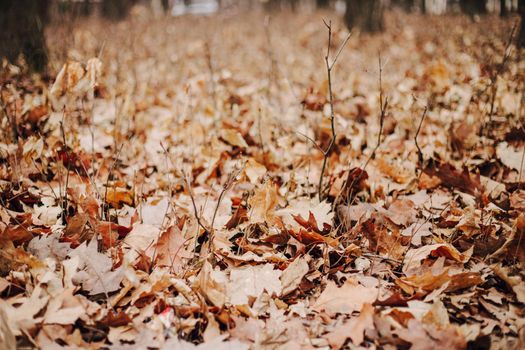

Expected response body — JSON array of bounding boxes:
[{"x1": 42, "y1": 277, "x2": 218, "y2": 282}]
[{"x1": 0, "y1": 8, "x2": 524, "y2": 350}]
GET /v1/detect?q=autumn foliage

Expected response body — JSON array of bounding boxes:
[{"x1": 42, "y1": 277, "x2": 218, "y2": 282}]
[{"x1": 0, "y1": 7, "x2": 524, "y2": 350}]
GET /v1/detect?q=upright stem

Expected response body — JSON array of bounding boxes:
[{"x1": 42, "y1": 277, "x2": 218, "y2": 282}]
[{"x1": 318, "y1": 20, "x2": 351, "y2": 202}]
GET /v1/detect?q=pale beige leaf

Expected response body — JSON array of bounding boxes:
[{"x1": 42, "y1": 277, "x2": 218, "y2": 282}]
[
  {"x1": 312, "y1": 279, "x2": 377, "y2": 316},
  {"x1": 245, "y1": 158, "x2": 267, "y2": 184},
  {"x1": 496, "y1": 142, "x2": 524, "y2": 171},
  {"x1": 326, "y1": 303, "x2": 375, "y2": 349},
  {"x1": 248, "y1": 181, "x2": 278, "y2": 223},
  {"x1": 221, "y1": 129, "x2": 248, "y2": 148},
  {"x1": 281, "y1": 256, "x2": 309, "y2": 295},
  {"x1": 227, "y1": 264, "x2": 282, "y2": 305}
]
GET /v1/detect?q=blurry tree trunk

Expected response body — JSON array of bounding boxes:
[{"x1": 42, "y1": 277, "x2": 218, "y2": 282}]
[
  {"x1": 459, "y1": 0, "x2": 487, "y2": 16},
  {"x1": 500, "y1": 0, "x2": 508, "y2": 16},
  {"x1": 0, "y1": 0, "x2": 49, "y2": 72},
  {"x1": 79, "y1": 1, "x2": 93, "y2": 16},
  {"x1": 344, "y1": 0, "x2": 384, "y2": 33},
  {"x1": 317, "y1": 0, "x2": 330, "y2": 8},
  {"x1": 58, "y1": 1, "x2": 93, "y2": 18},
  {"x1": 102, "y1": 0, "x2": 134, "y2": 20},
  {"x1": 162, "y1": 0, "x2": 170, "y2": 12},
  {"x1": 393, "y1": 0, "x2": 414, "y2": 11},
  {"x1": 265, "y1": 0, "x2": 280, "y2": 11},
  {"x1": 519, "y1": 0, "x2": 525, "y2": 48},
  {"x1": 421, "y1": 0, "x2": 426, "y2": 13}
]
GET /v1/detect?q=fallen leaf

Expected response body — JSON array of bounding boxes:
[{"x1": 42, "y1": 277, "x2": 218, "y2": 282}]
[
  {"x1": 281, "y1": 256, "x2": 309, "y2": 295},
  {"x1": 312, "y1": 279, "x2": 377, "y2": 316},
  {"x1": 248, "y1": 181, "x2": 278, "y2": 223},
  {"x1": 221, "y1": 129, "x2": 248, "y2": 148},
  {"x1": 496, "y1": 142, "x2": 524, "y2": 171},
  {"x1": 68, "y1": 239, "x2": 124, "y2": 295},
  {"x1": 245, "y1": 158, "x2": 267, "y2": 184},
  {"x1": 227, "y1": 264, "x2": 282, "y2": 305},
  {"x1": 326, "y1": 303, "x2": 375, "y2": 349},
  {"x1": 403, "y1": 243, "x2": 467, "y2": 274}
]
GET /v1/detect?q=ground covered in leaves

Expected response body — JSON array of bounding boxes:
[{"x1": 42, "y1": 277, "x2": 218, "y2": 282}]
[{"x1": 1, "y1": 7, "x2": 524, "y2": 350}]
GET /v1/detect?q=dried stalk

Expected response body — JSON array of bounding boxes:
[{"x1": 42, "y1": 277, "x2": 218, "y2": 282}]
[
  {"x1": 317, "y1": 20, "x2": 351, "y2": 202},
  {"x1": 414, "y1": 106, "x2": 428, "y2": 166}
]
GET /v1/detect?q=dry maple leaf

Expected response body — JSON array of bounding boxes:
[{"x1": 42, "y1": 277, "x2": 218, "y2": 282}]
[
  {"x1": 105, "y1": 188, "x2": 134, "y2": 209},
  {"x1": 139, "y1": 197, "x2": 170, "y2": 226},
  {"x1": 397, "y1": 319, "x2": 466, "y2": 350},
  {"x1": 196, "y1": 261, "x2": 229, "y2": 307},
  {"x1": 153, "y1": 226, "x2": 192, "y2": 273},
  {"x1": 281, "y1": 256, "x2": 309, "y2": 296},
  {"x1": 162, "y1": 334, "x2": 249, "y2": 350},
  {"x1": 424, "y1": 163, "x2": 484, "y2": 196},
  {"x1": 0, "y1": 284, "x2": 49, "y2": 336},
  {"x1": 221, "y1": 129, "x2": 249, "y2": 148},
  {"x1": 278, "y1": 199, "x2": 334, "y2": 231},
  {"x1": 403, "y1": 243, "x2": 467, "y2": 275},
  {"x1": 496, "y1": 142, "x2": 524, "y2": 171},
  {"x1": 384, "y1": 198, "x2": 418, "y2": 227},
  {"x1": 28, "y1": 232, "x2": 71, "y2": 261},
  {"x1": 67, "y1": 239, "x2": 124, "y2": 295},
  {"x1": 245, "y1": 158, "x2": 267, "y2": 184},
  {"x1": 401, "y1": 222, "x2": 433, "y2": 246},
  {"x1": 122, "y1": 223, "x2": 161, "y2": 261},
  {"x1": 326, "y1": 303, "x2": 375, "y2": 349},
  {"x1": 227, "y1": 264, "x2": 282, "y2": 305},
  {"x1": 43, "y1": 288, "x2": 85, "y2": 325},
  {"x1": 0, "y1": 305, "x2": 15, "y2": 350},
  {"x1": 312, "y1": 279, "x2": 377, "y2": 316},
  {"x1": 248, "y1": 181, "x2": 279, "y2": 223}
]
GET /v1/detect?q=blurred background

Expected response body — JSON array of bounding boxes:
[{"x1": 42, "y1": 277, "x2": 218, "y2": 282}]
[{"x1": 1, "y1": 0, "x2": 523, "y2": 74}]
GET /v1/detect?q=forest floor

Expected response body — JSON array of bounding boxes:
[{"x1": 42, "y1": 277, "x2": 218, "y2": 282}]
[{"x1": 0, "y1": 7, "x2": 524, "y2": 350}]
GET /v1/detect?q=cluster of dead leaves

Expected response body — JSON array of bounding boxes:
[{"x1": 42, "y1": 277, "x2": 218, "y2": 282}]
[{"x1": 0, "y1": 7, "x2": 524, "y2": 350}]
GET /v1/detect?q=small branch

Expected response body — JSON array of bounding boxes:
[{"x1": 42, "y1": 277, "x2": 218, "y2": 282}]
[
  {"x1": 183, "y1": 174, "x2": 209, "y2": 235},
  {"x1": 257, "y1": 108, "x2": 266, "y2": 155},
  {"x1": 204, "y1": 42, "x2": 218, "y2": 112},
  {"x1": 335, "y1": 54, "x2": 388, "y2": 208},
  {"x1": 317, "y1": 20, "x2": 351, "y2": 202},
  {"x1": 296, "y1": 131, "x2": 325, "y2": 153},
  {"x1": 329, "y1": 32, "x2": 352, "y2": 71},
  {"x1": 414, "y1": 106, "x2": 428, "y2": 166},
  {"x1": 362, "y1": 54, "x2": 388, "y2": 170},
  {"x1": 210, "y1": 168, "x2": 240, "y2": 229},
  {"x1": 59, "y1": 116, "x2": 70, "y2": 223},
  {"x1": 0, "y1": 93, "x2": 18, "y2": 143},
  {"x1": 264, "y1": 15, "x2": 278, "y2": 104},
  {"x1": 518, "y1": 145, "x2": 524, "y2": 191},
  {"x1": 481, "y1": 22, "x2": 516, "y2": 138},
  {"x1": 102, "y1": 143, "x2": 126, "y2": 221}
]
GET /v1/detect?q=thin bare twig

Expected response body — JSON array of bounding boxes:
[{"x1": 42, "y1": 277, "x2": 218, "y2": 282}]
[
  {"x1": 334, "y1": 53, "x2": 388, "y2": 209},
  {"x1": 264, "y1": 15, "x2": 278, "y2": 104},
  {"x1": 518, "y1": 145, "x2": 525, "y2": 191},
  {"x1": 317, "y1": 20, "x2": 352, "y2": 202},
  {"x1": 205, "y1": 42, "x2": 218, "y2": 112},
  {"x1": 59, "y1": 116, "x2": 70, "y2": 223},
  {"x1": 414, "y1": 106, "x2": 428, "y2": 166},
  {"x1": 183, "y1": 174, "x2": 209, "y2": 235},
  {"x1": 481, "y1": 22, "x2": 517, "y2": 138},
  {"x1": 0, "y1": 92, "x2": 18, "y2": 143},
  {"x1": 296, "y1": 131, "x2": 325, "y2": 153},
  {"x1": 362, "y1": 54, "x2": 388, "y2": 171},
  {"x1": 210, "y1": 168, "x2": 240, "y2": 229},
  {"x1": 102, "y1": 142, "x2": 126, "y2": 221}
]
